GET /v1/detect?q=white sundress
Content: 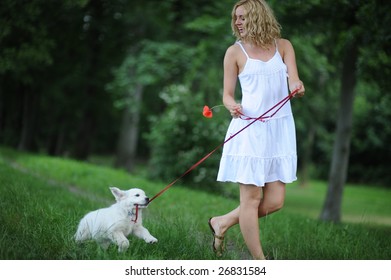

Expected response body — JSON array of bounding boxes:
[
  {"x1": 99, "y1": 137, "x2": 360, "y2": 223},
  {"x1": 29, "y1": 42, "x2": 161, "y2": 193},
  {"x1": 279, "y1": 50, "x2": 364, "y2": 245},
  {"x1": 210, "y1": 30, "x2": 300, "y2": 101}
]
[{"x1": 217, "y1": 40, "x2": 297, "y2": 187}]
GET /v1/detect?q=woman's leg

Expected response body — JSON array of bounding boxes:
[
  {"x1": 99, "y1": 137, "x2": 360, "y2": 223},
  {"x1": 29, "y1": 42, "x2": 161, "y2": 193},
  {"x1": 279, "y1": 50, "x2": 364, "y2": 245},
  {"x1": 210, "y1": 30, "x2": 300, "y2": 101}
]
[
  {"x1": 209, "y1": 206, "x2": 240, "y2": 253},
  {"x1": 210, "y1": 181, "x2": 286, "y2": 236},
  {"x1": 258, "y1": 181, "x2": 286, "y2": 217},
  {"x1": 210, "y1": 181, "x2": 286, "y2": 256},
  {"x1": 238, "y1": 184, "x2": 264, "y2": 259}
]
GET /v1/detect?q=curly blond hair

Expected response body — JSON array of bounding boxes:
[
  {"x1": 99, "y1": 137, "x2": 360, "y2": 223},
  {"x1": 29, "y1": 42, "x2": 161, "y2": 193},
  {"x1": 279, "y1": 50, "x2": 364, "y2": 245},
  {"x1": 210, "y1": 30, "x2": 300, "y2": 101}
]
[{"x1": 231, "y1": 0, "x2": 281, "y2": 47}]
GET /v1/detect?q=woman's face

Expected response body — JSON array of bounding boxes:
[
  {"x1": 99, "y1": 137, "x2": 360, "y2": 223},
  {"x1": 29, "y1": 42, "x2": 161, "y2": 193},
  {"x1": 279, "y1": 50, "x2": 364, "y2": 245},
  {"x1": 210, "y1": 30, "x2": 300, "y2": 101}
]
[{"x1": 234, "y1": 6, "x2": 246, "y2": 37}]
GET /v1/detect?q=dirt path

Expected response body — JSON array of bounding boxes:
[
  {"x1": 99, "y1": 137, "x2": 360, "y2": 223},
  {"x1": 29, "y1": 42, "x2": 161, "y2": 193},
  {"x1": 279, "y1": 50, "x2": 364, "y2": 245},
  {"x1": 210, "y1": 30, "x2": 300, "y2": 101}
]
[{"x1": 6, "y1": 159, "x2": 111, "y2": 204}]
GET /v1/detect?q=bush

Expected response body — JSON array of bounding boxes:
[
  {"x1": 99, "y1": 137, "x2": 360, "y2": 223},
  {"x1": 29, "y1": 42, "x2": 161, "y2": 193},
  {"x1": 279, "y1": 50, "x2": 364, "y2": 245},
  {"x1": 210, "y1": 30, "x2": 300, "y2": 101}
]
[{"x1": 146, "y1": 84, "x2": 229, "y2": 191}]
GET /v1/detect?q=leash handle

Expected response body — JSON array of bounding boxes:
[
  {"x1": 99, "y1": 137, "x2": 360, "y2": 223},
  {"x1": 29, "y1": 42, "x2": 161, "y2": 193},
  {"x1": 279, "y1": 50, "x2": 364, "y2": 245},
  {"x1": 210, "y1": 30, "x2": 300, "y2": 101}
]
[{"x1": 148, "y1": 89, "x2": 299, "y2": 204}]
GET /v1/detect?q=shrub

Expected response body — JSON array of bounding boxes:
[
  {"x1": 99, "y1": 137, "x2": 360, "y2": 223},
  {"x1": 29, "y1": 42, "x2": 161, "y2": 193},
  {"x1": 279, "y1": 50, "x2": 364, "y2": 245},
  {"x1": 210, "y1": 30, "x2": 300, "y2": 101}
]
[{"x1": 146, "y1": 84, "x2": 229, "y2": 191}]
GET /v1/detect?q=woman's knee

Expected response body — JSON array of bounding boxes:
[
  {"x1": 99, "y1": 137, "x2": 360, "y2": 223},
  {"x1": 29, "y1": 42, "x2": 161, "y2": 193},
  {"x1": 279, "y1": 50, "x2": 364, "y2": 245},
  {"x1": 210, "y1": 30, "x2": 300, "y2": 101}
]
[
  {"x1": 267, "y1": 198, "x2": 284, "y2": 212},
  {"x1": 259, "y1": 182, "x2": 286, "y2": 214},
  {"x1": 239, "y1": 184, "x2": 262, "y2": 208},
  {"x1": 260, "y1": 197, "x2": 284, "y2": 215}
]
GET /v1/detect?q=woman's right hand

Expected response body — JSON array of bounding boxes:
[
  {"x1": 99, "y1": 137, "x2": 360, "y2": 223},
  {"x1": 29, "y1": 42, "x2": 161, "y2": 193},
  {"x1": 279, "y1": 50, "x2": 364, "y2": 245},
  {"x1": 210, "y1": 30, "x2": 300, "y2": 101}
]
[{"x1": 228, "y1": 103, "x2": 242, "y2": 118}]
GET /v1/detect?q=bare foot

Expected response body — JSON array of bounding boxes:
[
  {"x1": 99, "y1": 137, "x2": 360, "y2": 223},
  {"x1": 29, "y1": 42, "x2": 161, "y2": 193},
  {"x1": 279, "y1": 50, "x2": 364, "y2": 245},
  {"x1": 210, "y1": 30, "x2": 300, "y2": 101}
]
[{"x1": 208, "y1": 217, "x2": 225, "y2": 256}]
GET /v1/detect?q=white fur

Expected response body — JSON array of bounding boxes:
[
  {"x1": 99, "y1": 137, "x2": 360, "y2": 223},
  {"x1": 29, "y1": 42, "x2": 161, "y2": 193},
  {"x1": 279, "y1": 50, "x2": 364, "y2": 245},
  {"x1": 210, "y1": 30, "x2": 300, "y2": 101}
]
[{"x1": 74, "y1": 187, "x2": 157, "y2": 252}]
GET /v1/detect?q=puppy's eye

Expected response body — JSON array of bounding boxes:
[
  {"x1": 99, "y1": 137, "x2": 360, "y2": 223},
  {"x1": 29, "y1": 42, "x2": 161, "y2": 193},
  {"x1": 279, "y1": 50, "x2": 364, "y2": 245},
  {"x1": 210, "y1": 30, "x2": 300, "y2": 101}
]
[{"x1": 135, "y1": 194, "x2": 140, "y2": 197}]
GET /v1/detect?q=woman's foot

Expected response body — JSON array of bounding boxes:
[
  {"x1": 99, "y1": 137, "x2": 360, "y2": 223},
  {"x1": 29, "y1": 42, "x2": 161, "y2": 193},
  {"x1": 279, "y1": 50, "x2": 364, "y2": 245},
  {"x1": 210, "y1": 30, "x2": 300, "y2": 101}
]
[{"x1": 208, "y1": 217, "x2": 225, "y2": 257}]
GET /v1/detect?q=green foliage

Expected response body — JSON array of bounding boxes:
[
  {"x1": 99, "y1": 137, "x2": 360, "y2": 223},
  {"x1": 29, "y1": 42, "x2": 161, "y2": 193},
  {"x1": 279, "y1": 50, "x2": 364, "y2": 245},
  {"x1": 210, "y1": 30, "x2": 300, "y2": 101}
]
[
  {"x1": 107, "y1": 40, "x2": 195, "y2": 110},
  {"x1": 146, "y1": 85, "x2": 229, "y2": 189},
  {"x1": 349, "y1": 82, "x2": 391, "y2": 185},
  {"x1": 0, "y1": 0, "x2": 55, "y2": 80}
]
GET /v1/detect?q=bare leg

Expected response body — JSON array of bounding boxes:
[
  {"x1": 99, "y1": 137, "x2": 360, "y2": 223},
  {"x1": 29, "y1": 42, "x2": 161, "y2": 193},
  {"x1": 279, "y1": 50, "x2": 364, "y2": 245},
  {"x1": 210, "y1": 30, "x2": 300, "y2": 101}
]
[
  {"x1": 210, "y1": 181, "x2": 286, "y2": 258},
  {"x1": 239, "y1": 184, "x2": 264, "y2": 259},
  {"x1": 258, "y1": 181, "x2": 286, "y2": 217},
  {"x1": 209, "y1": 207, "x2": 240, "y2": 252},
  {"x1": 210, "y1": 181, "x2": 285, "y2": 232}
]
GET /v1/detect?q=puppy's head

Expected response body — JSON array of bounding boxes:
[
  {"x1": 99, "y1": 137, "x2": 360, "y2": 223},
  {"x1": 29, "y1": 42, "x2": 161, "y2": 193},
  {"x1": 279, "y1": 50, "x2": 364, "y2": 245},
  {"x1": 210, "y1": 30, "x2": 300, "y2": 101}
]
[{"x1": 110, "y1": 187, "x2": 150, "y2": 209}]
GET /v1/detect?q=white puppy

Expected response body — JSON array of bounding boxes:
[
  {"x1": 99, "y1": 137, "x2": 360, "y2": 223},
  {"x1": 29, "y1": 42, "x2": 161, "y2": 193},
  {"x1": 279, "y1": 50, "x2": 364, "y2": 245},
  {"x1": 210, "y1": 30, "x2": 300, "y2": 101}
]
[{"x1": 74, "y1": 187, "x2": 158, "y2": 252}]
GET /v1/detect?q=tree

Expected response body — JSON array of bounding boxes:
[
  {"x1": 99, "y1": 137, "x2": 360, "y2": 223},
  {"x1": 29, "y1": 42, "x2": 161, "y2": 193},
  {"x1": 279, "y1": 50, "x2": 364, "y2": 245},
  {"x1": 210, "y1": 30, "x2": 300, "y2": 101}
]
[
  {"x1": 72, "y1": 0, "x2": 135, "y2": 159},
  {"x1": 320, "y1": 37, "x2": 358, "y2": 222},
  {"x1": 0, "y1": 0, "x2": 59, "y2": 151},
  {"x1": 111, "y1": 41, "x2": 193, "y2": 171},
  {"x1": 319, "y1": 0, "x2": 391, "y2": 222},
  {"x1": 0, "y1": 0, "x2": 137, "y2": 158}
]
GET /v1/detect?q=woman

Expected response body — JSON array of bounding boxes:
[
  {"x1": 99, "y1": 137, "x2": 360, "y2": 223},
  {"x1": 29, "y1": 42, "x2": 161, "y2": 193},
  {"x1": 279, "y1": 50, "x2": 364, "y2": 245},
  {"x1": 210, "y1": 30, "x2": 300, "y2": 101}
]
[{"x1": 208, "y1": 0, "x2": 305, "y2": 260}]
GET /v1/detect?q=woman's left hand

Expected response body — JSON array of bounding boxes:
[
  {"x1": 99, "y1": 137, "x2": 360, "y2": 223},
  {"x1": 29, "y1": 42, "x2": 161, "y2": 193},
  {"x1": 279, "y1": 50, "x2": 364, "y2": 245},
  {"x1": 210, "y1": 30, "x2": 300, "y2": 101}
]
[{"x1": 290, "y1": 80, "x2": 305, "y2": 97}]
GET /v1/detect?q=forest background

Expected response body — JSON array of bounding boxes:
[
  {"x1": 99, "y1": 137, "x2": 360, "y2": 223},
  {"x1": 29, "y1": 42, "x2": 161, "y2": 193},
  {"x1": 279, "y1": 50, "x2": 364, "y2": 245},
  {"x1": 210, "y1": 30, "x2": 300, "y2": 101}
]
[{"x1": 1, "y1": 0, "x2": 390, "y2": 223}]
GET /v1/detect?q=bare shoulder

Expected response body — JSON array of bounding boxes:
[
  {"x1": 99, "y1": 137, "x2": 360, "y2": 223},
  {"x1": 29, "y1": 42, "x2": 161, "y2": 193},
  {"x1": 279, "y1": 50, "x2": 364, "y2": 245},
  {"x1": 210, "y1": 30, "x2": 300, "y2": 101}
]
[
  {"x1": 225, "y1": 42, "x2": 242, "y2": 58},
  {"x1": 277, "y1": 38, "x2": 294, "y2": 59},
  {"x1": 277, "y1": 38, "x2": 293, "y2": 51},
  {"x1": 224, "y1": 42, "x2": 246, "y2": 70}
]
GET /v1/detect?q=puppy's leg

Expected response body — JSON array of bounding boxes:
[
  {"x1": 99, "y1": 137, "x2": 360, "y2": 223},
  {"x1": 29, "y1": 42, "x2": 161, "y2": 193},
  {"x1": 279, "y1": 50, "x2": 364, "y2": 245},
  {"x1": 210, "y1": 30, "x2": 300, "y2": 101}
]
[
  {"x1": 98, "y1": 239, "x2": 111, "y2": 250},
  {"x1": 133, "y1": 226, "x2": 158, "y2": 244},
  {"x1": 110, "y1": 232, "x2": 130, "y2": 252}
]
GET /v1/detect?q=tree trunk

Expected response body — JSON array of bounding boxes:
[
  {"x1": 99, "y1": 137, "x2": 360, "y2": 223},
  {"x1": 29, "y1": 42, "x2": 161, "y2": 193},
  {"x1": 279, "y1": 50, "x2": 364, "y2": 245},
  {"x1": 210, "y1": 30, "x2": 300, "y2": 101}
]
[
  {"x1": 72, "y1": 94, "x2": 97, "y2": 160},
  {"x1": 47, "y1": 114, "x2": 66, "y2": 156},
  {"x1": 115, "y1": 83, "x2": 143, "y2": 171},
  {"x1": 298, "y1": 122, "x2": 315, "y2": 188},
  {"x1": 72, "y1": 0, "x2": 102, "y2": 160},
  {"x1": 319, "y1": 40, "x2": 358, "y2": 223},
  {"x1": 18, "y1": 88, "x2": 39, "y2": 151}
]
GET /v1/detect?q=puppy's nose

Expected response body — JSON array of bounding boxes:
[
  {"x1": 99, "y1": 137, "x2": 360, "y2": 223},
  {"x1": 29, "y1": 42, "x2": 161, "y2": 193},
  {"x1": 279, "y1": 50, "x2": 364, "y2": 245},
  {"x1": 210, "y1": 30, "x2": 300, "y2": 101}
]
[{"x1": 145, "y1": 197, "x2": 150, "y2": 203}]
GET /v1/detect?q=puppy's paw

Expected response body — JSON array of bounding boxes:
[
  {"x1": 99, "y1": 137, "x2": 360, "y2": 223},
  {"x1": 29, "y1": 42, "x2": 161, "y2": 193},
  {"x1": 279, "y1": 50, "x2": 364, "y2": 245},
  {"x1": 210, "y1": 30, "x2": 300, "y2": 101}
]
[
  {"x1": 117, "y1": 239, "x2": 130, "y2": 252},
  {"x1": 145, "y1": 236, "x2": 158, "y2": 244}
]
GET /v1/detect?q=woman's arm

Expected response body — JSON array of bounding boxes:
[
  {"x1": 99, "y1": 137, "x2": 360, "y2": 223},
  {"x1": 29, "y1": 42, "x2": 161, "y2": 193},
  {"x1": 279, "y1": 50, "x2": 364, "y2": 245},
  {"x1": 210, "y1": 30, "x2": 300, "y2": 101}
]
[
  {"x1": 223, "y1": 45, "x2": 242, "y2": 117},
  {"x1": 280, "y1": 39, "x2": 305, "y2": 96}
]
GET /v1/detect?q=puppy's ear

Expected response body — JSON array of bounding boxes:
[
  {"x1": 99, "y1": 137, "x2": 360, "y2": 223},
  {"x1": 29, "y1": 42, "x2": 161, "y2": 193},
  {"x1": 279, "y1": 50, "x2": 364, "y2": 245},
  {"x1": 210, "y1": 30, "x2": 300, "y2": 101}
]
[{"x1": 110, "y1": 187, "x2": 125, "y2": 202}]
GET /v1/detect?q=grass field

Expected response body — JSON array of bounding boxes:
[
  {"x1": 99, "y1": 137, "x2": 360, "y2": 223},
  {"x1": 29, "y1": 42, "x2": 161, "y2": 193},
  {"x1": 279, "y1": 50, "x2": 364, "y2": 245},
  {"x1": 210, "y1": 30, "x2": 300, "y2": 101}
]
[{"x1": 1, "y1": 147, "x2": 390, "y2": 260}]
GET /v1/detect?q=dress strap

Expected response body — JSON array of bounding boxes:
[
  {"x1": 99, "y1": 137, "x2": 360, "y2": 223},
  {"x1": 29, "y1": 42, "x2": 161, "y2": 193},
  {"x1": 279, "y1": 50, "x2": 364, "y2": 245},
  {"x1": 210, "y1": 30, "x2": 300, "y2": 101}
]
[
  {"x1": 236, "y1": 41, "x2": 249, "y2": 58},
  {"x1": 274, "y1": 39, "x2": 278, "y2": 52}
]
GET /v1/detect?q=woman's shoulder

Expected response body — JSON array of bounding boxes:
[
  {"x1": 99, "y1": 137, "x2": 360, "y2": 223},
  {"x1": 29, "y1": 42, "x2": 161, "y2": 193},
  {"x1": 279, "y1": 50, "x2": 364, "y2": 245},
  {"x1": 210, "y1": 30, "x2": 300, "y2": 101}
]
[
  {"x1": 226, "y1": 41, "x2": 242, "y2": 52},
  {"x1": 277, "y1": 38, "x2": 294, "y2": 57},
  {"x1": 225, "y1": 41, "x2": 244, "y2": 58},
  {"x1": 277, "y1": 38, "x2": 293, "y2": 49}
]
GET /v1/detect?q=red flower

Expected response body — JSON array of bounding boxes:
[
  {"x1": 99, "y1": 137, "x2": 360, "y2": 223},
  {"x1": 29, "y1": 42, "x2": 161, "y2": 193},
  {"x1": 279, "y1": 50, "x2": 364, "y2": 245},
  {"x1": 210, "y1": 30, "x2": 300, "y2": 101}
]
[{"x1": 203, "y1": 105, "x2": 213, "y2": 118}]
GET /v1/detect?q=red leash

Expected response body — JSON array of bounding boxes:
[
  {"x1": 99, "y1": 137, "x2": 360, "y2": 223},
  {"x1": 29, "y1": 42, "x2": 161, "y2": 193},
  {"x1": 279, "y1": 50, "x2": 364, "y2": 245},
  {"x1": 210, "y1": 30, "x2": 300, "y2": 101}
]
[
  {"x1": 131, "y1": 205, "x2": 139, "y2": 223},
  {"x1": 147, "y1": 88, "x2": 299, "y2": 205},
  {"x1": 238, "y1": 90, "x2": 296, "y2": 122}
]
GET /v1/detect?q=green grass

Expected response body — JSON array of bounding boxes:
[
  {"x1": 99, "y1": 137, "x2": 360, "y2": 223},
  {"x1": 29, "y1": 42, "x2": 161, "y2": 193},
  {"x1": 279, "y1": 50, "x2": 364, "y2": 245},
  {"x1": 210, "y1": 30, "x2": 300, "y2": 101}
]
[
  {"x1": 285, "y1": 181, "x2": 391, "y2": 226},
  {"x1": 1, "y1": 147, "x2": 390, "y2": 260}
]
